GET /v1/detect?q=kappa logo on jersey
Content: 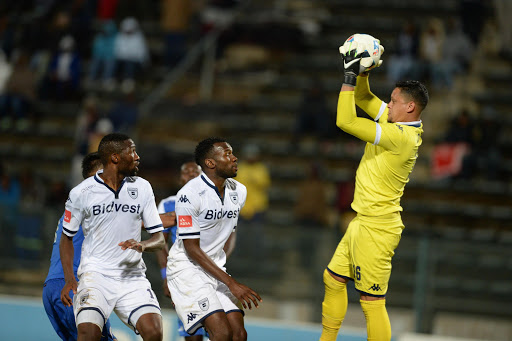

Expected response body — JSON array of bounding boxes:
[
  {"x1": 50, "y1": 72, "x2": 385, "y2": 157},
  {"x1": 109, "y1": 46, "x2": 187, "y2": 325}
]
[
  {"x1": 187, "y1": 312, "x2": 198, "y2": 323},
  {"x1": 229, "y1": 192, "x2": 238, "y2": 204},
  {"x1": 92, "y1": 201, "x2": 141, "y2": 215},
  {"x1": 204, "y1": 208, "x2": 239, "y2": 220},
  {"x1": 198, "y1": 298, "x2": 209, "y2": 311},
  {"x1": 178, "y1": 215, "x2": 192, "y2": 228},
  {"x1": 127, "y1": 187, "x2": 138, "y2": 199},
  {"x1": 64, "y1": 210, "x2": 72, "y2": 223},
  {"x1": 178, "y1": 195, "x2": 190, "y2": 203}
]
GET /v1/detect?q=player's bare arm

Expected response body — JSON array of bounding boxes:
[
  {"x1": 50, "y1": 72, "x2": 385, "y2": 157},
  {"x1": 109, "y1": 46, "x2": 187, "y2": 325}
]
[
  {"x1": 157, "y1": 231, "x2": 172, "y2": 299},
  {"x1": 119, "y1": 231, "x2": 165, "y2": 253},
  {"x1": 223, "y1": 231, "x2": 237, "y2": 259},
  {"x1": 159, "y1": 211, "x2": 176, "y2": 227},
  {"x1": 59, "y1": 234, "x2": 77, "y2": 307},
  {"x1": 183, "y1": 238, "x2": 262, "y2": 309}
]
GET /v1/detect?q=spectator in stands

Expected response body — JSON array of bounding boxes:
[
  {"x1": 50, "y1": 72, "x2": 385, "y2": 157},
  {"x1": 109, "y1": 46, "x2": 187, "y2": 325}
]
[
  {"x1": 419, "y1": 18, "x2": 445, "y2": 89},
  {"x1": 0, "y1": 162, "x2": 20, "y2": 210},
  {"x1": 0, "y1": 51, "x2": 38, "y2": 132},
  {"x1": 494, "y1": 0, "x2": 512, "y2": 60},
  {"x1": 40, "y1": 35, "x2": 82, "y2": 100},
  {"x1": 461, "y1": 106, "x2": 503, "y2": 181},
  {"x1": 459, "y1": 0, "x2": 485, "y2": 46},
  {"x1": 0, "y1": 12, "x2": 15, "y2": 60},
  {"x1": 294, "y1": 162, "x2": 330, "y2": 269},
  {"x1": 107, "y1": 89, "x2": 138, "y2": 134},
  {"x1": 444, "y1": 109, "x2": 475, "y2": 145},
  {"x1": 0, "y1": 50, "x2": 11, "y2": 97},
  {"x1": 235, "y1": 143, "x2": 271, "y2": 259},
  {"x1": 161, "y1": 0, "x2": 195, "y2": 68},
  {"x1": 87, "y1": 20, "x2": 117, "y2": 90},
  {"x1": 114, "y1": 17, "x2": 149, "y2": 93},
  {"x1": 437, "y1": 18, "x2": 474, "y2": 89},
  {"x1": 292, "y1": 79, "x2": 335, "y2": 151},
  {"x1": 96, "y1": 0, "x2": 120, "y2": 21},
  {"x1": 386, "y1": 20, "x2": 420, "y2": 85}
]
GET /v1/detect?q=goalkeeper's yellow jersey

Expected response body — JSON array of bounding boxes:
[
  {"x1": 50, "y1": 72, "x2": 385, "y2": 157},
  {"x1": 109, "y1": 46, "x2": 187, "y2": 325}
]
[{"x1": 337, "y1": 76, "x2": 423, "y2": 216}]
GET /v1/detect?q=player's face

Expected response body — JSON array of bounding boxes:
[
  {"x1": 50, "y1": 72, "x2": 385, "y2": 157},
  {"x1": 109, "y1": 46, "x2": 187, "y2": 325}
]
[
  {"x1": 212, "y1": 142, "x2": 238, "y2": 178},
  {"x1": 387, "y1": 88, "x2": 412, "y2": 123},
  {"x1": 119, "y1": 139, "x2": 140, "y2": 176},
  {"x1": 180, "y1": 162, "x2": 201, "y2": 186}
]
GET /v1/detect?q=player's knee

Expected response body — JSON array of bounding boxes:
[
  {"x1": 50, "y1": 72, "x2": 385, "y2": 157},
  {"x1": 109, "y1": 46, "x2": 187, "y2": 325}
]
[
  {"x1": 232, "y1": 327, "x2": 247, "y2": 341},
  {"x1": 139, "y1": 327, "x2": 162, "y2": 341},
  {"x1": 136, "y1": 314, "x2": 163, "y2": 341},
  {"x1": 77, "y1": 322, "x2": 102, "y2": 341},
  {"x1": 208, "y1": 325, "x2": 233, "y2": 341}
]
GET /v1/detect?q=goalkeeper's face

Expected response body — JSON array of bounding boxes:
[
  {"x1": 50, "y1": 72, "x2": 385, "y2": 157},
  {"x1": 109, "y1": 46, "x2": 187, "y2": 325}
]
[{"x1": 387, "y1": 88, "x2": 414, "y2": 123}]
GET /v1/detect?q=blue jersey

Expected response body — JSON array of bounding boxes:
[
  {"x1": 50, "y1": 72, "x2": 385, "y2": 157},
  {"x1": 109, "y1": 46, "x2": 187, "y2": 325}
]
[
  {"x1": 157, "y1": 195, "x2": 177, "y2": 243},
  {"x1": 43, "y1": 214, "x2": 116, "y2": 340},
  {"x1": 45, "y1": 215, "x2": 84, "y2": 282}
]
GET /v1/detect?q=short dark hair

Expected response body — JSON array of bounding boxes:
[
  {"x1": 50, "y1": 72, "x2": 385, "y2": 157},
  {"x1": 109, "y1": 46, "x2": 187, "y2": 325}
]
[
  {"x1": 81, "y1": 152, "x2": 102, "y2": 179},
  {"x1": 194, "y1": 137, "x2": 226, "y2": 168},
  {"x1": 98, "y1": 133, "x2": 132, "y2": 165},
  {"x1": 395, "y1": 80, "x2": 429, "y2": 112}
]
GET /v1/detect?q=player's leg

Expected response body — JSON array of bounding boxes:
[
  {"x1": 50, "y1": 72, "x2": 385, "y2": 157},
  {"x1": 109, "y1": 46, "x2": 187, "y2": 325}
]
[
  {"x1": 101, "y1": 318, "x2": 117, "y2": 341},
  {"x1": 135, "y1": 313, "x2": 163, "y2": 341},
  {"x1": 177, "y1": 317, "x2": 205, "y2": 341},
  {"x1": 114, "y1": 277, "x2": 162, "y2": 341},
  {"x1": 203, "y1": 311, "x2": 233, "y2": 341},
  {"x1": 319, "y1": 217, "x2": 357, "y2": 341},
  {"x1": 43, "y1": 279, "x2": 77, "y2": 340},
  {"x1": 353, "y1": 215, "x2": 403, "y2": 341},
  {"x1": 226, "y1": 311, "x2": 247, "y2": 341},
  {"x1": 216, "y1": 279, "x2": 247, "y2": 341},
  {"x1": 74, "y1": 273, "x2": 116, "y2": 341},
  {"x1": 77, "y1": 323, "x2": 103, "y2": 341}
]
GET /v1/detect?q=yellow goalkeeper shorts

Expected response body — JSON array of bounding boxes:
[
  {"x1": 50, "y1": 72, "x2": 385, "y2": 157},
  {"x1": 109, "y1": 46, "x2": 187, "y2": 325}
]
[{"x1": 327, "y1": 213, "x2": 404, "y2": 296}]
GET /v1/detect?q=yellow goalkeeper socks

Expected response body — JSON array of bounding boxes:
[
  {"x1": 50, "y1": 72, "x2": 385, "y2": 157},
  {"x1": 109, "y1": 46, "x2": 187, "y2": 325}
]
[
  {"x1": 320, "y1": 269, "x2": 348, "y2": 341},
  {"x1": 360, "y1": 299, "x2": 391, "y2": 341}
]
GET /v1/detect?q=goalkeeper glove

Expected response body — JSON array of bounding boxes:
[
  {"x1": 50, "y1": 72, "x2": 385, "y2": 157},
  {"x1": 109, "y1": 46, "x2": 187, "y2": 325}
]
[{"x1": 339, "y1": 47, "x2": 363, "y2": 87}]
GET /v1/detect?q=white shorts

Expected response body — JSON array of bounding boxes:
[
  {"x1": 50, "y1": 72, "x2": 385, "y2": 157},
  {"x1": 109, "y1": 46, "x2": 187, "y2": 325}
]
[
  {"x1": 74, "y1": 272, "x2": 161, "y2": 333},
  {"x1": 167, "y1": 267, "x2": 243, "y2": 334}
]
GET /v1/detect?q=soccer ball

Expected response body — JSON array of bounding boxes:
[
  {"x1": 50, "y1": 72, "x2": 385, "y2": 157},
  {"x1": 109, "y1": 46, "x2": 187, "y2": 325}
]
[{"x1": 340, "y1": 33, "x2": 384, "y2": 74}]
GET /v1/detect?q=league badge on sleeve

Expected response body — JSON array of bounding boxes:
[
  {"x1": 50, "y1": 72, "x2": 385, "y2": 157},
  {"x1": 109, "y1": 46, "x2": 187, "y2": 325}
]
[
  {"x1": 128, "y1": 187, "x2": 138, "y2": 199},
  {"x1": 229, "y1": 192, "x2": 238, "y2": 205}
]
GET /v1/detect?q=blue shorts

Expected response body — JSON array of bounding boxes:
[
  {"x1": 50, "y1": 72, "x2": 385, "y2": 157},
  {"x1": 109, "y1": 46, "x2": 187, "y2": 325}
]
[
  {"x1": 43, "y1": 278, "x2": 116, "y2": 341},
  {"x1": 177, "y1": 317, "x2": 207, "y2": 337}
]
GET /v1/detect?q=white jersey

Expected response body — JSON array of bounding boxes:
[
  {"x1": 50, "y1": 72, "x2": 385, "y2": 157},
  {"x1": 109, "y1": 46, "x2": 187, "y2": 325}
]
[
  {"x1": 63, "y1": 170, "x2": 163, "y2": 278},
  {"x1": 167, "y1": 173, "x2": 247, "y2": 274}
]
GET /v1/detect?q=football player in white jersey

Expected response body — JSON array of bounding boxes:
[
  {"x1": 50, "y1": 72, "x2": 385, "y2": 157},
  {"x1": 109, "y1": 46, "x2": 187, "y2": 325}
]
[
  {"x1": 167, "y1": 137, "x2": 262, "y2": 341},
  {"x1": 156, "y1": 161, "x2": 207, "y2": 341},
  {"x1": 60, "y1": 133, "x2": 166, "y2": 341}
]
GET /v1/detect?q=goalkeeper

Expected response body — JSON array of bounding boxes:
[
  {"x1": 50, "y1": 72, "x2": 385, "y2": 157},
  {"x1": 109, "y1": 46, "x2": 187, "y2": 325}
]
[{"x1": 320, "y1": 39, "x2": 429, "y2": 341}]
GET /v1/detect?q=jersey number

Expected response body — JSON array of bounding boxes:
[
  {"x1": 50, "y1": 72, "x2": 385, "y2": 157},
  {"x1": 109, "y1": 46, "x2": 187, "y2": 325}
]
[{"x1": 353, "y1": 265, "x2": 361, "y2": 281}]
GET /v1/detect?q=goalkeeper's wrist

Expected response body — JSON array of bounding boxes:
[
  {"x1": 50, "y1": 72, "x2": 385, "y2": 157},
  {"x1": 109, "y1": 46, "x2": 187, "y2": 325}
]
[
  {"x1": 161, "y1": 268, "x2": 167, "y2": 280},
  {"x1": 343, "y1": 73, "x2": 357, "y2": 87}
]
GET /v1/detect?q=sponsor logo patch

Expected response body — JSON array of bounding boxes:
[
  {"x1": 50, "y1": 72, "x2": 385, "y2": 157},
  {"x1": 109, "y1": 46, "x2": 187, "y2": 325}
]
[
  {"x1": 178, "y1": 215, "x2": 192, "y2": 228},
  {"x1": 64, "y1": 210, "x2": 72, "y2": 223}
]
